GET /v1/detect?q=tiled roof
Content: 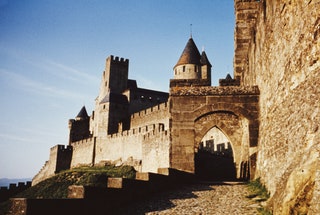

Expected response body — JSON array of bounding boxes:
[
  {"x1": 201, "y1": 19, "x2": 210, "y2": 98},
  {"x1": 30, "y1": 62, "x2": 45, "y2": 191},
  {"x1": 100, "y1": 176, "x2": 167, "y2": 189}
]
[
  {"x1": 174, "y1": 38, "x2": 201, "y2": 67},
  {"x1": 200, "y1": 51, "x2": 212, "y2": 67}
]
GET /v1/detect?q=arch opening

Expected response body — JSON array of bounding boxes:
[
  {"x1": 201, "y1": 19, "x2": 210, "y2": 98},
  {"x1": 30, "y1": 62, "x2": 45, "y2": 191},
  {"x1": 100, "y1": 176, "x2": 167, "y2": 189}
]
[{"x1": 195, "y1": 126, "x2": 237, "y2": 181}]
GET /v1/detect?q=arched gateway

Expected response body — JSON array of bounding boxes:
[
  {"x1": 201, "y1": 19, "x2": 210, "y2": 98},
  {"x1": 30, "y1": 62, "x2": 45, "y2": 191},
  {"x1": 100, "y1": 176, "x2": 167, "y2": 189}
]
[
  {"x1": 169, "y1": 37, "x2": 259, "y2": 180},
  {"x1": 169, "y1": 86, "x2": 259, "y2": 180}
]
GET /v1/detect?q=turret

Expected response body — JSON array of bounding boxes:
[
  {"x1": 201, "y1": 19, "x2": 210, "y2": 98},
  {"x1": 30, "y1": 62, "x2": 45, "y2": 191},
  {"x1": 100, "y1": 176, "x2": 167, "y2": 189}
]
[
  {"x1": 75, "y1": 106, "x2": 89, "y2": 121},
  {"x1": 170, "y1": 37, "x2": 212, "y2": 87},
  {"x1": 94, "y1": 55, "x2": 130, "y2": 136},
  {"x1": 173, "y1": 37, "x2": 201, "y2": 80},
  {"x1": 68, "y1": 106, "x2": 90, "y2": 144},
  {"x1": 98, "y1": 55, "x2": 129, "y2": 101},
  {"x1": 200, "y1": 50, "x2": 212, "y2": 85}
]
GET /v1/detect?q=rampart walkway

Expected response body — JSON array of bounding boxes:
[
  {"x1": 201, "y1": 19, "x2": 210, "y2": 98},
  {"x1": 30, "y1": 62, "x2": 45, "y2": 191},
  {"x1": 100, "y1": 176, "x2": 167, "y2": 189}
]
[{"x1": 117, "y1": 181, "x2": 261, "y2": 215}]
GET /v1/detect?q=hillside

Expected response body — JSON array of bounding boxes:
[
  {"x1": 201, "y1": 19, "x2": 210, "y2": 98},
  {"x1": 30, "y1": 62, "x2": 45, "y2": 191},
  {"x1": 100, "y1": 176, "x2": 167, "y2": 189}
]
[{"x1": 0, "y1": 165, "x2": 136, "y2": 215}]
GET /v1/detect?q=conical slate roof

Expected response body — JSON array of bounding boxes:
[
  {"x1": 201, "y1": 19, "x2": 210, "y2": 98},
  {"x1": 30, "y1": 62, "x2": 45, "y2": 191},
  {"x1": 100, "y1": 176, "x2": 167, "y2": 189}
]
[
  {"x1": 174, "y1": 37, "x2": 201, "y2": 68},
  {"x1": 200, "y1": 51, "x2": 212, "y2": 67},
  {"x1": 76, "y1": 106, "x2": 89, "y2": 119}
]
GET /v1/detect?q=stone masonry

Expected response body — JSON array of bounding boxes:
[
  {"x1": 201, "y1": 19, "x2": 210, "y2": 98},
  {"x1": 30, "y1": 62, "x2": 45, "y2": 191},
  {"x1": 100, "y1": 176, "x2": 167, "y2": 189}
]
[
  {"x1": 234, "y1": 0, "x2": 320, "y2": 214},
  {"x1": 31, "y1": 1, "x2": 319, "y2": 213}
]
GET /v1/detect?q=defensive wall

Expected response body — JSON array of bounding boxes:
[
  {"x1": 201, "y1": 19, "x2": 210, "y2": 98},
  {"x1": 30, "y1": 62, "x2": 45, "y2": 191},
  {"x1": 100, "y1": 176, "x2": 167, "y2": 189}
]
[
  {"x1": 71, "y1": 137, "x2": 95, "y2": 168},
  {"x1": 0, "y1": 181, "x2": 31, "y2": 202},
  {"x1": 32, "y1": 145, "x2": 72, "y2": 186},
  {"x1": 94, "y1": 123, "x2": 170, "y2": 173},
  {"x1": 33, "y1": 122, "x2": 170, "y2": 185},
  {"x1": 234, "y1": 0, "x2": 320, "y2": 214},
  {"x1": 130, "y1": 102, "x2": 170, "y2": 129},
  {"x1": 10, "y1": 169, "x2": 194, "y2": 215}
]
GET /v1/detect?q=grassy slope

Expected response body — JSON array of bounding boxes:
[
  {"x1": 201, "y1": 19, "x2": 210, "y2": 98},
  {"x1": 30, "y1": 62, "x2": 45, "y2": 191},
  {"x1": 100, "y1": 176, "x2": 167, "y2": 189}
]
[
  {"x1": 0, "y1": 165, "x2": 136, "y2": 215},
  {"x1": 16, "y1": 165, "x2": 136, "y2": 199}
]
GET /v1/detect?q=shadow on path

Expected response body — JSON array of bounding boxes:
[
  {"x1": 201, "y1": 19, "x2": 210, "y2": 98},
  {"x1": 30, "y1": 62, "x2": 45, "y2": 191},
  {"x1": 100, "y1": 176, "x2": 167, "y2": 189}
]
[{"x1": 114, "y1": 181, "x2": 245, "y2": 214}]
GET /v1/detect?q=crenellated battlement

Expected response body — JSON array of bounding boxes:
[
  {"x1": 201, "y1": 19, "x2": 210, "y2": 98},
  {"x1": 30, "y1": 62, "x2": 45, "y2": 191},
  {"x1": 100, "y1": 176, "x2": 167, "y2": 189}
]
[
  {"x1": 0, "y1": 181, "x2": 31, "y2": 202},
  {"x1": 131, "y1": 102, "x2": 168, "y2": 119},
  {"x1": 143, "y1": 123, "x2": 168, "y2": 140},
  {"x1": 108, "y1": 123, "x2": 167, "y2": 139},
  {"x1": 50, "y1": 144, "x2": 72, "y2": 152},
  {"x1": 109, "y1": 55, "x2": 129, "y2": 65},
  {"x1": 71, "y1": 137, "x2": 94, "y2": 147}
]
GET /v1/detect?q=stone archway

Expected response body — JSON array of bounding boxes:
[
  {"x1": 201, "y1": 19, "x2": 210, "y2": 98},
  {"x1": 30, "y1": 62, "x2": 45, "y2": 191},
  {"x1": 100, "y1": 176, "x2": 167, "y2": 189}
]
[
  {"x1": 169, "y1": 86, "x2": 259, "y2": 180},
  {"x1": 194, "y1": 111, "x2": 250, "y2": 180}
]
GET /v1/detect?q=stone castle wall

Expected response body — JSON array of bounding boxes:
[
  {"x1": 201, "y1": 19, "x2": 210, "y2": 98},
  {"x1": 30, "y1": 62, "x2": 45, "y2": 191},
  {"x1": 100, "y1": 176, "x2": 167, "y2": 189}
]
[
  {"x1": 0, "y1": 181, "x2": 31, "y2": 202},
  {"x1": 94, "y1": 123, "x2": 170, "y2": 173},
  {"x1": 235, "y1": 0, "x2": 320, "y2": 214},
  {"x1": 32, "y1": 145, "x2": 72, "y2": 185},
  {"x1": 71, "y1": 138, "x2": 95, "y2": 168},
  {"x1": 141, "y1": 124, "x2": 170, "y2": 172},
  {"x1": 94, "y1": 132, "x2": 143, "y2": 169},
  {"x1": 130, "y1": 102, "x2": 170, "y2": 129},
  {"x1": 34, "y1": 123, "x2": 170, "y2": 185}
]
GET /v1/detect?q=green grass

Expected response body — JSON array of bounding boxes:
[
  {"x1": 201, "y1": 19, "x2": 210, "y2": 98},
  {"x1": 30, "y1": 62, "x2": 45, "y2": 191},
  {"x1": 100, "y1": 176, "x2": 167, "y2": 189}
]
[
  {"x1": 0, "y1": 165, "x2": 136, "y2": 215},
  {"x1": 246, "y1": 178, "x2": 272, "y2": 215},
  {"x1": 15, "y1": 165, "x2": 136, "y2": 199},
  {"x1": 247, "y1": 178, "x2": 270, "y2": 202}
]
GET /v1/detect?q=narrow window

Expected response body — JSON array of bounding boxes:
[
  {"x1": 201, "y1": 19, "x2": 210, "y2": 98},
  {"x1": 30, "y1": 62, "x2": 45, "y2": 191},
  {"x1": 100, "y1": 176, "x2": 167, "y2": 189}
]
[{"x1": 183, "y1": 66, "x2": 185, "y2": 72}]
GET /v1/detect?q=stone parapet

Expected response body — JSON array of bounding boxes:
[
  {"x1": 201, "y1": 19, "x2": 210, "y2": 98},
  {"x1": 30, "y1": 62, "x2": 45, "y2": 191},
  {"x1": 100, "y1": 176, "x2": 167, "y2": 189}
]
[
  {"x1": 0, "y1": 182, "x2": 31, "y2": 202},
  {"x1": 170, "y1": 85, "x2": 259, "y2": 96},
  {"x1": 169, "y1": 79, "x2": 211, "y2": 88}
]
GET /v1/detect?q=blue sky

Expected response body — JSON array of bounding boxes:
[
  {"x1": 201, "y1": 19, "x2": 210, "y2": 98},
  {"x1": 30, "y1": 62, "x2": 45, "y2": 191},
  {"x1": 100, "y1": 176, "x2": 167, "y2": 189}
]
[{"x1": 0, "y1": 0, "x2": 234, "y2": 179}]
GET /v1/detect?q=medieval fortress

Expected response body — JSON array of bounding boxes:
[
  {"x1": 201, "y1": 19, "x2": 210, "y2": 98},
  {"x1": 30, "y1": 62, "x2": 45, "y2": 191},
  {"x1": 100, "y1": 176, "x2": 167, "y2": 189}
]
[{"x1": 32, "y1": 1, "x2": 319, "y2": 214}]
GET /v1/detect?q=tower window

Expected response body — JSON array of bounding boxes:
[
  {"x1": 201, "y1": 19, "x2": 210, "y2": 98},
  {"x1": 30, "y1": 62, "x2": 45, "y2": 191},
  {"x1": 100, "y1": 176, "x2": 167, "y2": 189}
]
[{"x1": 183, "y1": 66, "x2": 185, "y2": 72}]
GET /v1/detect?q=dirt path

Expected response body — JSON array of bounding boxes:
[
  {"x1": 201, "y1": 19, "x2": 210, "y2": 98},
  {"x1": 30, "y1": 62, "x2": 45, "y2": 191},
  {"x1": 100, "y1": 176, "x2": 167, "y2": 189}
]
[{"x1": 116, "y1": 181, "x2": 262, "y2": 215}]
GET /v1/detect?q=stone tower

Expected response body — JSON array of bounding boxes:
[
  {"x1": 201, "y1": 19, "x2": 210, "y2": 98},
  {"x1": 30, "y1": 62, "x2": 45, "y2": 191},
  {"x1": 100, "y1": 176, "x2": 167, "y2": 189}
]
[
  {"x1": 68, "y1": 106, "x2": 90, "y2": 144},
  {"x1": 92, "y1": 56, "x2": 130, "y2": 136},
  {"x1": 174, "y1": 37, "x2": 201, "y2": 79},
  {"x1": 171, "y1": 37, "x2": 211, "y2": 87},
  {"x1": 200, "y1": 50, "x2": 212, "y2": 85}
]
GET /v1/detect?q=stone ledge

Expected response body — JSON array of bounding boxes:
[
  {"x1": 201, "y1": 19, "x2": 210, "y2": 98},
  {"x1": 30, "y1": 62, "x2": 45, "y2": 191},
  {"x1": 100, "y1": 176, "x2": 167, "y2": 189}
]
[{"x1": 170, "y1": 86, "x2": 259, "y2": 96}]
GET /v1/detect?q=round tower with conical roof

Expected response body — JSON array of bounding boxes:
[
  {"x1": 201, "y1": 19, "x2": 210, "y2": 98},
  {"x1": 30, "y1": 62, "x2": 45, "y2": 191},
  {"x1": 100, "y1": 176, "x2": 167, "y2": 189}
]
[
  {"x1": 173, "y1": 37, "x2": 201, "y2": 80},
  {"x1": 171, "y1": 37, "x2": 212, "y2": 87}
]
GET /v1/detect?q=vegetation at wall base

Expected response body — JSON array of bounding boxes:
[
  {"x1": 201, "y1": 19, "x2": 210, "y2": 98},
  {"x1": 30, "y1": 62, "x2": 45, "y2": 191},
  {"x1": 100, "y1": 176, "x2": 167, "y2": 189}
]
[
  {"x1": 0, "y1": 165, "x2": 136, "y2": 215},
  {"x1": 16, "y1": 165, "x2": 136, "y2": 199},
  {"x1": 246, "y1": 178, "x2": 272, "y2": 215}
]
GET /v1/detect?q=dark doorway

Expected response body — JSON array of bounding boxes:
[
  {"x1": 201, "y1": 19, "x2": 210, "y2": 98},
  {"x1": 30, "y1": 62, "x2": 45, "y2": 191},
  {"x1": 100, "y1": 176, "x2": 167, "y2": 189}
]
[
  {"x1": 195, "y1": 127, "x2": 236, "y2": 181},
  {"x1": 195, "y1": 150, "x2": 236, "y2": 181}
]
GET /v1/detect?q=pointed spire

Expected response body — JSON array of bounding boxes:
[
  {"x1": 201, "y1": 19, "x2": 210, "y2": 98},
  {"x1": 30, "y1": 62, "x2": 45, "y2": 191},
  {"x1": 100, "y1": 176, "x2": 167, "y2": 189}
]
[
  {"x1": 225, "y1": 74, "x2": 232, "y2": 80},
  {"x1": 75, "y1": 106, "x2": 89, "y2": 120},
  {"x1": 174, "y1": 37, "x2": 201, "y2": 68},
  {"x1": 200, "y1": 51, "x2": 212, "y2": 67}
]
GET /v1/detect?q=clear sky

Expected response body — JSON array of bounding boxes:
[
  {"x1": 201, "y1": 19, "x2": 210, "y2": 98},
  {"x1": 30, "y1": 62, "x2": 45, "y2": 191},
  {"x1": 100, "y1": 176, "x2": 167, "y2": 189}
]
[{"x1": 0, "y1": 0, "x2": 235, "y2": 179}]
